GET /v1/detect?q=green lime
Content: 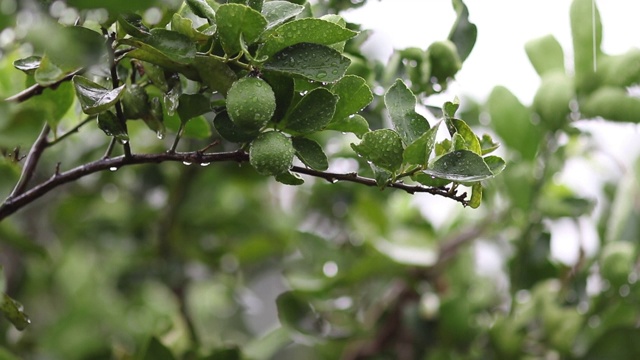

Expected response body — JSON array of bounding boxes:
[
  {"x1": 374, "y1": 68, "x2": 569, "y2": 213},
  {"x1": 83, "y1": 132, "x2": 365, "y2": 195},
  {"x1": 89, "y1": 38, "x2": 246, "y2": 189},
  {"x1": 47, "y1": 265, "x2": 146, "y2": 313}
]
[{"x1": 226, "y1": 77, "x2": 276, "y2": 131}]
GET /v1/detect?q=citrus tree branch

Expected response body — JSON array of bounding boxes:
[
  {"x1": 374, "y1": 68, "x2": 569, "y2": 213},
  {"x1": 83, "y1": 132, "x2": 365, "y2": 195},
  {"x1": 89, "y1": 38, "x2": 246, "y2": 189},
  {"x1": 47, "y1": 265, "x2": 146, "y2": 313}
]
[
  {"x1": 0, "y1": 150, "x2": 470, "y2": 223},
  {"x1": 9, "y1": 124, "x2": 51, "y2": 198},
  {"x1": 3, "y1": 69, "x2": 83, "y2": 103}
]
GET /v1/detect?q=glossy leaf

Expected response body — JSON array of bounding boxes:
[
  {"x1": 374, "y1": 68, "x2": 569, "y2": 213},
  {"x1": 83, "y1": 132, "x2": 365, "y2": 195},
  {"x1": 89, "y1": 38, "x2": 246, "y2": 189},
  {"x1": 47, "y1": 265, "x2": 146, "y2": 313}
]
[
  {"x1": 171, "y1": 14, "x2": 213, "y2": 42},
  {"x1": 1, "y1": 293, "x2": 30, "y2": 331},
  {"x1": 257, "y1": 18, "x2": 357, "y2": 58},
  {"x1": 351, "y1": 129, "x2": 404, "y2": 172},
  {"x1": 186, "y1": 0, "x2": 216, "y2": 23},
  {"x1": 13, "y1": 56, "x2": 41, "y2": 74},
  {"x1": 292, "y1": 137, "x2": 328, "y2": 171},
  {"x1": 275, "y1": 171, "x2": 305, "y2": 185},
  {"x1": 143, "y1": 29, "x2": 197, "y2": 64},
  {"x1": 216, "y1": 4, "x2": 267, "y2": 56},
  {"x1": 443, "y1": 98, "x2": 460, "y2": 119},
  {"x1": 34, "y1": 55, "x2": 66, "y2": 87},
  {"x1": 177, "y1": 93, "x2": 211, "y2": 123},
  {"x1": 117, "y1": 14, "x2": 150, "y2": 39},
  {"x1": 484, "y1": 155, "x2": 506, "y2": 176},
  {"x1": 194, "y1": 55, "x2": 238, "y2": 97},
  {"x1": 384, "y1": 79, "x2": 430, "y2": 145},
  {"x1": 213, "y1": 112, "x2": 260, "y2": 143},
  {"x1": 121, "y1": 84, "x2": 150, "y2": 120},
  {"x1": 262, "y1": 1, "x2": 305, "y2": 30},
  {"x1": 97, "y1": 111, "x2": 129, "y2": 143},
  {"x1": 448, "y1": 0, "x2": 477, "y2": 62},
  {"x1": 330, "y1": 75, "x2": 373, "y2": 122},
  {"x1": 142, "y1": 97, "x2": 166, "y2": 139},
  {"x1": 282, "y1": 88, "x2": 338, "y2": 134},
  {"x1": 403, "y1": 121, "x2": 440, "y2": 167},
  {"x1": 263, "y1": 43, "x2": 351, "y2": 82},
  {"x1": 447, "y1": 118, "x2": 482, "y2": 155},
  {"x1": 262, "y1": 72, "x2": 294, "y2": 121},
  {"x1": 122, "y1": 38, "x2": 200, "y2": 80},
  {"x1": 324, "y1": 114, "x2": 370, "y2": 138},
  {"x1": 423, "y1": 150, "x2": 493, "y2": 182},
  {"x1": 72, "y1": 76, "x2": 125, "y2": 115},
  {"x1": 27, "y1": 81, "x2": 75, "y2": 129}
]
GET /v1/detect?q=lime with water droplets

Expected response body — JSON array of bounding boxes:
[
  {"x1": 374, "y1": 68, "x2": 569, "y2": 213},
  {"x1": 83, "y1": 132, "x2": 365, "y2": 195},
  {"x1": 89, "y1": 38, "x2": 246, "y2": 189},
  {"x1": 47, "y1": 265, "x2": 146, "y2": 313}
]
[
  {"x1": 249, "y1": 131, "x2": 295, "y2": 176},
  {"x1": 226, "y1": 77, "x2": 276, "y2": 131}
]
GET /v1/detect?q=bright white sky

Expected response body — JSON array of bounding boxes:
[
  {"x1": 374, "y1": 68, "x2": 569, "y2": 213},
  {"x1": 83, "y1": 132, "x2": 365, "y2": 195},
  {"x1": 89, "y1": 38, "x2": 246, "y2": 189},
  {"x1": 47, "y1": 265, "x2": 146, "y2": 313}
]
[{"x1": 342, "y1": 0, "x2": 640, "y2": 103}]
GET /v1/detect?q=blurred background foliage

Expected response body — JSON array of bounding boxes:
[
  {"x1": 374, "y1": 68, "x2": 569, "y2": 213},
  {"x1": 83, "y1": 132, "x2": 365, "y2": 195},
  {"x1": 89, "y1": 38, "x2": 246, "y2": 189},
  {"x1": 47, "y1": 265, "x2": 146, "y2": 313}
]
[{"x1": 0, "y1": 0, "x2": 640, "y2": 359}]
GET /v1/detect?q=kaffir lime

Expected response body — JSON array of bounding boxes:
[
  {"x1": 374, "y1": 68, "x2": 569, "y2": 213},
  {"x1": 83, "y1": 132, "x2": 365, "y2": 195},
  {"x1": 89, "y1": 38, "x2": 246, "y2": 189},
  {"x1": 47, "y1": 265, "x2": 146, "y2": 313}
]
[
  {"x1": 226, "y1": 77, "x2": 276, "y2": 131},
  {"x1": 249, "y1": 131, "x2": 295, "y2": 176}
]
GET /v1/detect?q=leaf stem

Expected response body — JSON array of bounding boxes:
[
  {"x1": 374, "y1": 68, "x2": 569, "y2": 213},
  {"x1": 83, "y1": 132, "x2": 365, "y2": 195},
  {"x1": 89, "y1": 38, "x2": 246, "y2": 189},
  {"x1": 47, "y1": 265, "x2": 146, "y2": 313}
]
[
  {"x1": 168, "y1": 122, "x2": 185, "y2": 153},
  {"x1": 46, "y1": 116, "x2": 95, "y2": 147}
]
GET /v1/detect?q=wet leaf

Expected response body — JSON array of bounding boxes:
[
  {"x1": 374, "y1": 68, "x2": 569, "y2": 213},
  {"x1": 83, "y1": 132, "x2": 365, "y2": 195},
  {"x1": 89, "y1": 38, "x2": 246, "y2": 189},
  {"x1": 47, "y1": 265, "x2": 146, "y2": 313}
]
[
  {"x1": 423, "y1": 150, "x2": 493, "y2": 182},
  {"x1": 194, "y1": 55, "x2": 238, "y2": 97},
  {"x1": 13, "y1": 56, "x2": 41, "y2": 74},
  {"x1": 216, "y1": 4, "x2": 267, "y2": 56},
  {"x1": 351, "y1": 129, "x2": 404, "y2": 172},
  {"x1": 1, "y1": 293, "x2": 30, "y2": 331},
  {"x1": 142, "y1": 29, "x2": 197, "y2": 65},
  {"x1": 171, "y1": 14, "x2": 214, "y2": 42},
  {"x1": 177, "y1": 93, "x2": 211, "y2": 123},
  {"x1": 292, "y1": 137, "x2": 328, "y2": 171},
  {"x1": 97, "y1": 111, "x2": 129, "y2": 143},
  {"x1": 257, "y1": 18, "x2": 357, "y2": 58},
  {"x1": 484, "y1": 155, "x2": 506, "y2": 176},
  {"x1": 213, "y1": 112, "x2": 260, "y2": 143},
  {"x1": 447, "y1": 118, "x2": 481, "y2": 154},
  {"x1": 324, "y1": 114, "x2": 370, "y2": 138},
  {"x1": 263, "y1": 43, "x2": 350, "y2": 83},
  {"x1": 117, "y1": 13, "x2": 150, "y2": 39},
  {"x1": 122, "y1": 37, "x2": 200, "y2": 80},
  {"x1": 384, "y1": 79, "x2": 429, "y2": 145},
  {"x1": 282, "y1": 88, "x2": 338, "y2": 134},
  {"x1": 186, "y1": 0, "x2": 216, "y2": 23},
  {"x1": 261, "y1": 1, "x2": 305, "y2": 30},
  {"x1": 72, "y1": 76, "x2": 125, "y2": 115},
  {"x1": 403, "y1": 121, "x2": 440, "y2": 167},
  {"x1": 330, "y1": 75, "x2": 373, "y2": 122},
  {"x1": 275, "y1": 171, "x2": 305, "y2": 185},
  {"x1": 34, "y1": 55, "x2": 67, "y2": 87},
  {"x1": 448, "y1": 0, "x2": 477, "y2": 62}
]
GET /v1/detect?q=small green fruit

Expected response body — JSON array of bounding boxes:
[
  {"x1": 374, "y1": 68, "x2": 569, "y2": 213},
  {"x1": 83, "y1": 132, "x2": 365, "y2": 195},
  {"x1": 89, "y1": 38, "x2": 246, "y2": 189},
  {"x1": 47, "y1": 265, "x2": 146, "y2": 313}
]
[
  {"x1": 428, "y1": 40, "x2": 462, "y2": 82},
  {"x1": 249, "y1": 131, "x2": 295, "y2": 176},
  {"x1": 226, "y1": 77, "x2": 276, "y2": 131},
  {"x1": 600, "y1": 242, "x2": 635, "y2": 286}
]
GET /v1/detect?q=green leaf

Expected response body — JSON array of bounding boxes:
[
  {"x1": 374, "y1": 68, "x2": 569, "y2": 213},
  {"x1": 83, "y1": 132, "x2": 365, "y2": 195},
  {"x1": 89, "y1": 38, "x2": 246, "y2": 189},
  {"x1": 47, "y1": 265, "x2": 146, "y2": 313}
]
[
  {"x1": 372, "y1": 163, "x2": 393, "y2": 188},
  {"x1": 443, "y1": 98, "x2": 460, "y2": 119},
  {"x1": 45, "y1": 26, "x2": 106, "y2": 71},
  {"x1": 403, "y1": 121, "x2": 440, "y2": 167},
  {"x1": 194, "y1": 55, "x2": 238, "y2": 97},
  {"x1": 525, "y1": 35, "x2": 565, "y2": 77},
  {"x1": 257, "y1": 18, "x2": 357, "y2": 59},
  {"x1": 121, "y1": 84, "x2": 150, "y2": 120},
  {"x1": 469, "y1": 183, "x2": 482, "y2": 208},
  {"x1": 262, "y1": 72, "x2": 294, "y2": 121},
  {"x1": 479, "y1": 134, "x2": 499, "y2": 155},
  {"x1": 1, "y1": 293, "x2": 30, "y2": 331},
  {"x1": 261, "y1": 1, "x2": 305, "y2": 30},
  {"x1": 487, "y1": 86, "x2": 541, "y2": 161},
  {"x1": 138, "y1": 336, "x2": 176, "y2": 360},
  {"x1": 324, "y1": 114, "x2": 370, "y2": 138},
  {"x1": 117, "y1": 14, "x2": 150, "y2": 39},
  {"x1": 216, "y1": 4, "x2": 267, "y2": 56},
  {"x1": 423, "y1": 150, "x2": 493, "y2": 182},
  {"x1": 30, "y1": 81, "x2": 74, "y2": 128},
  {"x1": 67, "y1": 0, "x2": 157, "y2": 13},
  {"x1": 292, "y1": 137, "x2": 328, "y2": 171},
  {"x1": 97, "y1": 111, "x2": 129, "y2": 143},
  {"x1": 581, "y1": 86, "x2": 640, "y2": 123},
  {"x1": 142, "y1": 29, "x2": 197, "y2": 64},
  {"x1": 171, "y1": 14, "x2": 213, "y2": 42},
  {"x1": 213, "y1": 111, "x2": 259, "y2": 143},
  {"x1": 276, "y1": 291, "x2": 324, "y2": 336},
  {"x1": 34, "y1": 55, "x2": 66, "y2": 87},
  {"x1": 330, "y1": 75, "x2": 373, "y2": 122},
  {"x1": 275, "y1": 171, "x2": 304, "y2": 185},
  {"x1": 384, "y1": 79, "x2": 430, "y2": 145},
  {"x1": 447, "y1": 118, "x2": 482, "y2": 155},
  {"x1": 351, "y1": 129, "x2": 404, "y2": 172},
  {"x1": 413, "y1": 172, "x2": 451, "y2": 187},
  {"x1": 186, "y1": 0, "x2": 216, "y2": 23},
  {"x1": 13, "y1": 56, "x2": 41, "y2": 74},
  {"x1": 448, "y1": 0, "x2": 477, "y2": 62},
  {"x1": 72, "y1": 76, "x2": 125, "y2": 115},
  {"x1": 142, "y1": 97, "x2": 166, "y2": 139},
  {"x1": 282, "y1": 88, "x2": 338, "y2": 134},
  {"x1": 263, "y1": 43, "x2": 351, "y2": 83},
  {"x1": 122, "y1": 38, "x2": 200, "y2": 80},
  {"x1": 484, "y1": 155, "x2": 506, "y2": 176},
  {"x1": 177, "y1": 93, "x2": 211, "y2": 123}
]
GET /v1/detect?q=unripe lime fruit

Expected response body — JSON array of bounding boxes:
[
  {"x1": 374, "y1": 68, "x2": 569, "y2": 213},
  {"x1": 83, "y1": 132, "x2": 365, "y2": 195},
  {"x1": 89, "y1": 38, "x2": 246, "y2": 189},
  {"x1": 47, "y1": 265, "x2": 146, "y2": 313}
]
[
  {"x1": 226, "y1": 77, "x2": 276, "y2": 131},
  {"x1": 249, "y1": 131, "x2": 295, "y2": 176},
  {"x1": 428, "y1": 40, "x2": 461, "y2": 81},
  {"x1": 600, "y1": 242, "x2": 635, "y2": 287}
]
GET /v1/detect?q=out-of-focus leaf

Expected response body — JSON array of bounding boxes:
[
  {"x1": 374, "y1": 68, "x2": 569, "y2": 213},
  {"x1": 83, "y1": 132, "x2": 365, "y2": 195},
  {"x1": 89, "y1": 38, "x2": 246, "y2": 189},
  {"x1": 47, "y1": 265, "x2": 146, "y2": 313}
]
[
  {"x1": 525, "y1": 35, "x2": 565, "y2": 77},
  {"x1": 276, "y1": 291, "x2": 325, "y2": 336},
  {"x1": 1, "y1": 293, "x2": 30, "y2": 331},
  {"x1": 137, "y1": 336, "x2": 176, "y2": 360},
  {"x1": 448, "y1": 0, "x2": 477, "y2": 62}
]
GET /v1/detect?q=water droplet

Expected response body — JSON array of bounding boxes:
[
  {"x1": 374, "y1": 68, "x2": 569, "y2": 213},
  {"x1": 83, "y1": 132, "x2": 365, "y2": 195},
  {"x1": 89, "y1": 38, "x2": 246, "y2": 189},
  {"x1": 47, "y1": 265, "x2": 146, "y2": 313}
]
[
  {"x1": 156, "y1": 131, "x2": 164, "y2": 140},
  {"x1": 200, "y1": 162, "x2": 210, "y2": 167},
  {"x1": 119, "y1": 138, "x2": 129, "y2": 145},
  {"x1": 109, "y1": 166, "x2": 118, "y2": 172},
  {"x1": 183, "y1": 161, "x2": 192, "y2": 166},
  {"x1": 330, "y1": 178, "x2": 338, "y2": 184},
  {"x1": 317, "y1": 71, "x2": 327, "y2": 79}
]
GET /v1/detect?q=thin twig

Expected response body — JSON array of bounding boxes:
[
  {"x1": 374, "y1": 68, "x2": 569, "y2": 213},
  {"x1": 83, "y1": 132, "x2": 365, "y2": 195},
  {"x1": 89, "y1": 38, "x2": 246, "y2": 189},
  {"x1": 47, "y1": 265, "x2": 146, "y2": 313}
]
[
  {"x1": 103, "y1": 138, "x2": 117, "y2": 159},
  {"x1": 46, "y1": 116, "x2": 95, "y2": 147},
  {"x1": 8, "y1": 124, "x2": 51, "y2": 198},
  {"x1": 0, "y1": 150, "x2": 470, "y2": 222},
  {"x1": 105, "y1": 29, "x2": 132, "y2": 158}
]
